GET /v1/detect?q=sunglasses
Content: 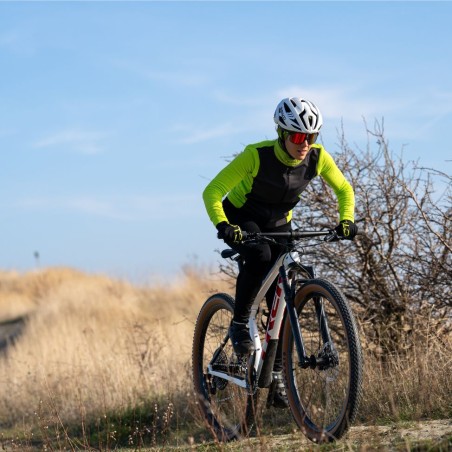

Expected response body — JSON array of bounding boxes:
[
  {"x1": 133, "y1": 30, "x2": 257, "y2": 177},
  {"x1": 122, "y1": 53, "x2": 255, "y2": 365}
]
[{"x1": 287, "y1": 131, "x2": 319, "y2": 145}]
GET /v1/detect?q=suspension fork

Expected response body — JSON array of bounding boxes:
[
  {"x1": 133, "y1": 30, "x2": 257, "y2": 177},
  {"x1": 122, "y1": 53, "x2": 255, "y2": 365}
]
[
  {"x1": 315, "y1": 296, "x2": 334, "y2": 345},
  {"x1": 295, "y1": 263, "x2": 333, "y2": 347},
  {"x1": 280, "y1": 265, "x2": 311, "y2": 367}
]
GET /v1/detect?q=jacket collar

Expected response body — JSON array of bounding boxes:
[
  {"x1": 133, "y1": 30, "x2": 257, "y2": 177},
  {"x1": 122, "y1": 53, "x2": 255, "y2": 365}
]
[{"x1": 274, "y1": 139, "x2": 309, "y2": 167}]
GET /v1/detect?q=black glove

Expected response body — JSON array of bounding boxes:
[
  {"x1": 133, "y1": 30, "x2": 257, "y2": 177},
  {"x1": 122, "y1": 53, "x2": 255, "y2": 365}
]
[
  {"x1": 216, "y1": 221, "x2": 243, "y2": 243},
  {"x1": 335, "y1": 220, "x2": 358, "y2": 240}
]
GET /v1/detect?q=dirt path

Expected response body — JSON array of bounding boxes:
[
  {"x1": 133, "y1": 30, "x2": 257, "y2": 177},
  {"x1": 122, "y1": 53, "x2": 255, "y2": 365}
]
[
  {"x1": 0, "y1": 316, "x2": 26, "y2": 351},
  {"x1": 178, "y1": 420, "x2": 451, "y2": 451},
  {"x1": 2, "y1": 420, "x2": 451, "y2": 451},
  {"x1": 347, "y1": 419, "x2": 452, "y2": 447},
  {"x1": 234, "y1": 419, "x2": 452, "y2": 450}
]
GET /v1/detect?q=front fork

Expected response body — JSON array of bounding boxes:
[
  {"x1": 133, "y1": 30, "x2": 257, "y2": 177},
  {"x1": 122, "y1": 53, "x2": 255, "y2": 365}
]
[{"x1": 282, "y1": 265, "x2": 335, "y2": 370}]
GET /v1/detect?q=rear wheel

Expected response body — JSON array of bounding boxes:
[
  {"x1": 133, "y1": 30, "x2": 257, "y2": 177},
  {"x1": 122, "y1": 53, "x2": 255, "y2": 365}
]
[
  {"x1": 282, "y1": 279, "x2": 363, "y2": 443},
  {"x1": 192, "y1": 293, "x2": 257, "y2": 441}
]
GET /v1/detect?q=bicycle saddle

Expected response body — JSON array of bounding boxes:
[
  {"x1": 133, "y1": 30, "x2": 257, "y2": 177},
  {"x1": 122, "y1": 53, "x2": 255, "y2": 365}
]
[{"x1": 221, "y1": 249, "x2": 238, "y2": 259}]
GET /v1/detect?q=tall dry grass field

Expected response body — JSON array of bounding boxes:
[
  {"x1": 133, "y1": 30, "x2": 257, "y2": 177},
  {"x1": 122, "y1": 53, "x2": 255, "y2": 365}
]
[
  {"x1": 0, "y1": 266, "x2": 229, "y2": 430},
  {"x1": 0, "y1": 266, "x2": 450, "y2": 448},
  {"x1": 359, "y1": 313, "x2": 452, "y2": 422}
]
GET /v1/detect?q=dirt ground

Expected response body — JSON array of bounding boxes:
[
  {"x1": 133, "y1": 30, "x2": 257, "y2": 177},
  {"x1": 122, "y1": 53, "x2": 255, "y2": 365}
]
[
  {"x1": 346, "y1": 419, "x2": 452, "y2": 447},
  {"x1": 228, "y1": 419, "x2": 452, "y2": 451}
]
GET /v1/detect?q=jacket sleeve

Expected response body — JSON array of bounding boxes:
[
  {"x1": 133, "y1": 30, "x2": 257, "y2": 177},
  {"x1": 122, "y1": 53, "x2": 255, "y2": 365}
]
[
  {"x1": 202, "y1": 146, "x2": 258, "y2": 226},
  {"x1": 317, "y1": 148, "x2": 355, "y2": 222}
]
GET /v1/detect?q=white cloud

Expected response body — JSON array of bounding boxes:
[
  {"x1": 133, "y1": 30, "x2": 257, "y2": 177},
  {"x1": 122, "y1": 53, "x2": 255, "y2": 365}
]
[
  {"x1": 174, "y1": 88, "x2": 367, "y2": 146},
  {"x1": 276, "y1": 85, "x2": 391, "y2": 123},
  {"x1": 168, "y1": 84, "x2": 452, "y2": 149},
  {"x1": 168, "y1": 94, "x2": 275, "y2": 145},
  {"x1": 33, "y1": 128, "x2": 107, "y2": 154},
  {"x1": 276, "y1": 84, "x2": 452, "y2": 125},
  {"x1": 16, "y1": 193, "x2": 202, "y2": 221}
]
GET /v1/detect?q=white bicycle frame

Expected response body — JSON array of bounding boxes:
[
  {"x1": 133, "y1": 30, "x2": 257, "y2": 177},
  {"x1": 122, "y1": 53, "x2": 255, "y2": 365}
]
[{"x1": 207, "y1": 250, "x2": 302, "y2": 389}]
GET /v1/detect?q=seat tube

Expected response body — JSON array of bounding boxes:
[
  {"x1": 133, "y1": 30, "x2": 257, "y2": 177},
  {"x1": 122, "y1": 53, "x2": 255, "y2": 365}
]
[{"x1": 257, "y1": 273, "x2": 286, "y2": 388}]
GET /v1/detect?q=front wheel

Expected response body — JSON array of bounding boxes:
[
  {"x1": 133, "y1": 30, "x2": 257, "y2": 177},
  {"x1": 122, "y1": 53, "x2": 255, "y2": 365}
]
[
  {"x1": 282, "y1": 279, "x2": 363, "y2": 443},
  {"x1": 192, "y1": 293, "x2": 257, "y2": 442}
]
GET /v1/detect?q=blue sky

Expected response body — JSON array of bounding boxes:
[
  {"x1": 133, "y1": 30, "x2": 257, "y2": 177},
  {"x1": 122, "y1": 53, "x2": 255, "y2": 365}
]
[{"x1": 1, "y1": 1, "x2": 451, "y2": 283}]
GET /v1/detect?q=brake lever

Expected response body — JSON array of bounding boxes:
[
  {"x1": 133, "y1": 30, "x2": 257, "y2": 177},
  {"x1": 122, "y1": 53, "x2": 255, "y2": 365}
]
[
  {"x1": 239, "y1": 232, "x2": 278, "y2": 245},
  {"x1": 324, "y1": 230, "x2": 340, "y2": 242}
]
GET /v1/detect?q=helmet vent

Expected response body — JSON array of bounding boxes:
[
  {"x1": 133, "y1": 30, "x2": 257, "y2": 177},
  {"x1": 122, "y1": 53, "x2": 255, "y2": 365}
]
[{"x1": 273, "y1": 97, "x2": 323, "y2": 133}]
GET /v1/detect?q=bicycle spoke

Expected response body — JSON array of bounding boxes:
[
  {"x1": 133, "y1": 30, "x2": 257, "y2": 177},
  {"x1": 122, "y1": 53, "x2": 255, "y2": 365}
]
[{"x1": 192, "y1": 294, "x2": 257, "y2": 441}]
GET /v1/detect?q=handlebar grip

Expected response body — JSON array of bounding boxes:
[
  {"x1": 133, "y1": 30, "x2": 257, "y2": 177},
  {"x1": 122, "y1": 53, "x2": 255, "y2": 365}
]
[{"x1": 240, "y1": 231, "x2": 250, "y2": 240}]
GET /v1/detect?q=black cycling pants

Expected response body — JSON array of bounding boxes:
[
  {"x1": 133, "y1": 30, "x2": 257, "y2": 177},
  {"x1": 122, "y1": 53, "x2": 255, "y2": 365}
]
[{"x1": 222, "y1": 200, "x2": 292, "y2": 371}]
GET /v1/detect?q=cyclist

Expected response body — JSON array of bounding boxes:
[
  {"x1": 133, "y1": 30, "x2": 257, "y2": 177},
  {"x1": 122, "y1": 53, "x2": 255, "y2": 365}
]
[{"x1": 202, "y1": 97, "x2": 357, "y2": 408}]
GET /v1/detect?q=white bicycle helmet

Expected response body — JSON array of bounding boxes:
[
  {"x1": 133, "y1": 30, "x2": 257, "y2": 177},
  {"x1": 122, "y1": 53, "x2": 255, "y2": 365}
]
[{"x1": 274, "y1": 97, "x2": 323, "y2": 133}]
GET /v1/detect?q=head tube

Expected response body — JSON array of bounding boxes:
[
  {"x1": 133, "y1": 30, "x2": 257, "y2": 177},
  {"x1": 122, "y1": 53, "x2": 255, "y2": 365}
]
[{"x1": 283, "y1": 251, "x2": 301, "y2": 267}]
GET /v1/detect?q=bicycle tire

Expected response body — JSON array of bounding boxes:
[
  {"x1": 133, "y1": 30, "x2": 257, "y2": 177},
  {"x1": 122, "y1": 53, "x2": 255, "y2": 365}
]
[
  {"x1": 282, "y1": 278, "x2": 363, "y2": 443},
  {"x1": 192, "y1": 293, "x2": 258, "y2": 442}
]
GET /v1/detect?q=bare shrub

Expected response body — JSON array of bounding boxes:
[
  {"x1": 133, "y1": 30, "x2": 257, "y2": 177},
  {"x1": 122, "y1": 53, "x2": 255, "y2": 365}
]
[
  {"x1": 361, "y1": 310, "x2": 452, "y2": 421},
  {"x1": 291, "y1": 120, "x2": 451, "y2": 353},
  {"x1": 215, "y1": 121, "x2": 451, "y2": 423}
]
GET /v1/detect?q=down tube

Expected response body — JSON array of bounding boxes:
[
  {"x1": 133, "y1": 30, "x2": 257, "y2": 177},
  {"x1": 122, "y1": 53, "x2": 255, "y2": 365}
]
[{"x1": 248, "y1": 255, "x2": 284, "y2": 387}]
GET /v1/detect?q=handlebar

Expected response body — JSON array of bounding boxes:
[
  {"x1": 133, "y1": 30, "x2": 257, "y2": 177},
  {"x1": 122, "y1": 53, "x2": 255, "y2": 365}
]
[
  {"x1": 240, "y1": 229, "x2": 340, "y2": 243},
  {"x1": 219, "y1": 229, "x2": 342, "y2": 261}
]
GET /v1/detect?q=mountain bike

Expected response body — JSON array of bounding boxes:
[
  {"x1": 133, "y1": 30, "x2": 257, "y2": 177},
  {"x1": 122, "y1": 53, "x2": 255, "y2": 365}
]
[{"x1": 192, "y1": 229, "x2": 363, "y2": 444}]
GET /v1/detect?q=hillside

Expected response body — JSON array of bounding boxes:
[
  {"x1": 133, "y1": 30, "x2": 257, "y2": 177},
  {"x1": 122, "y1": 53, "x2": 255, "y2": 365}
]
[{"x1": 0, "y1": 267, "x2": 450, "y2": 450}]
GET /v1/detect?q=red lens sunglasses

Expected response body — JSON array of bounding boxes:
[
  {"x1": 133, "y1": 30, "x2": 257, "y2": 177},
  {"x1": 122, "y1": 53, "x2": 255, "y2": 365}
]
[{"x1": 288, "y1": 131, "x2": 319, "y2": 145}]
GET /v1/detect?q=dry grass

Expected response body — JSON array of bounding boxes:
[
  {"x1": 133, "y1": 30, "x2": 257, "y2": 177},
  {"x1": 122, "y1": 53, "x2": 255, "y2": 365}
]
[
  {"x1": 0, "y1": 266, "x2": 450, "y2": 449},
  {"x1": 0, "y1": 266, "x2": 228, "y2": 428},
  {"x1": 360, "y1": 312, "x2": 452, "y2": 422}
]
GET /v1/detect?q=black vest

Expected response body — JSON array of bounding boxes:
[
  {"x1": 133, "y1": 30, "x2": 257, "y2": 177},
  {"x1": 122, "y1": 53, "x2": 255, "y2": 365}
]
[{"x1": 239, "y1": 145, "x2": 320, "y2": 227}]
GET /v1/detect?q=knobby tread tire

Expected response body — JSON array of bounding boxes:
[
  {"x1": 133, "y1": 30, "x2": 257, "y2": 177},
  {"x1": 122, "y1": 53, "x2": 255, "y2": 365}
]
[
  {"x1": 192, "y1": 293, "x2": 257, "y2": 442},
  {"x1": 282, "y1": 278, "x2": 363, "y2": 443}
]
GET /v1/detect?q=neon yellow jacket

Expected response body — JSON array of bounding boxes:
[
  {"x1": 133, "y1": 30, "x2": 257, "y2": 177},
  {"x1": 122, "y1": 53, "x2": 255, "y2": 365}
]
[{"x1": 203, "y1": 139, "x2": 354, "y2": 228}]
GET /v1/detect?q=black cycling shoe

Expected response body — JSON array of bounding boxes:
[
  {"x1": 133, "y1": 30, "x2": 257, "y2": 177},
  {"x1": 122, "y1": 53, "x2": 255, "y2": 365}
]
[
  {"x1": 267, "y1": 371, "x2": 289, "y2": 409},
  {"x1": 229, "y1": 321, "x2": 255, "y2": 355}
]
